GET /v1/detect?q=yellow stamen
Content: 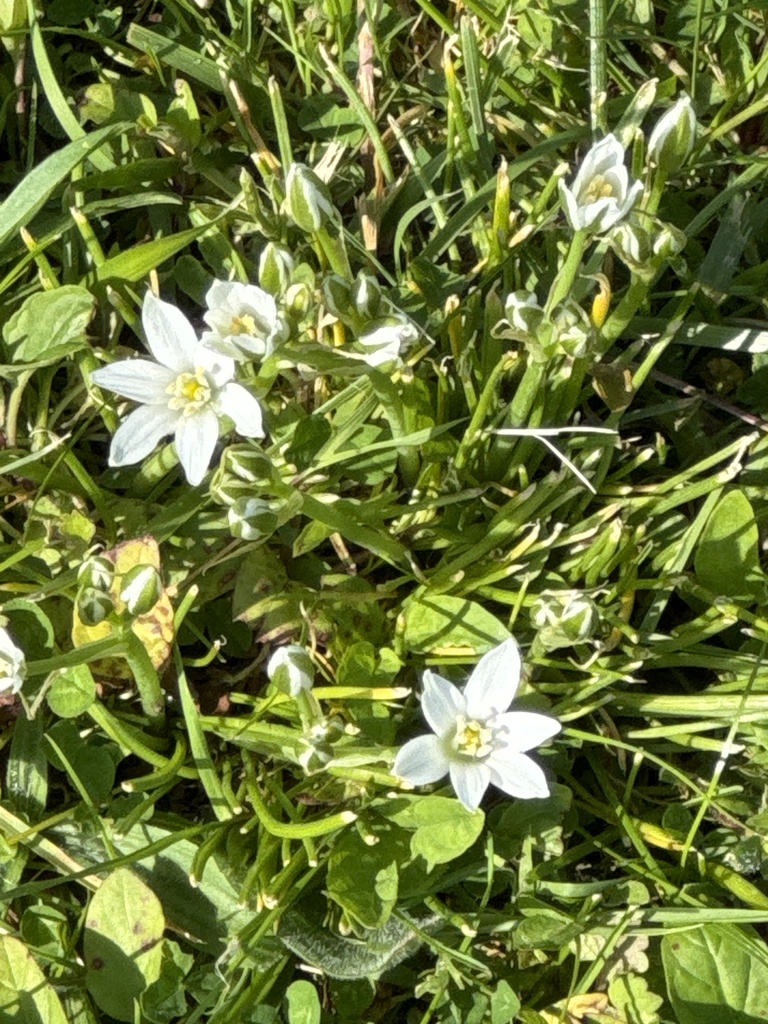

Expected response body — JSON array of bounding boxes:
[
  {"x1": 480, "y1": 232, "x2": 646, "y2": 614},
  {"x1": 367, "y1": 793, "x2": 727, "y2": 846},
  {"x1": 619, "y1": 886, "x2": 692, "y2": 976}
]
[
  {"x1": 166, "y1": 368, "x2": 212, "y2": 413},
  {"x1": 583, "y1": 174, "x2": 615, "y2": 202},
  {"x1": 230, "y1": 313, "x2": 257, "y2": 336},
  {"x1": 454, "y1": 715, "x2": 494, "y2": 759}
]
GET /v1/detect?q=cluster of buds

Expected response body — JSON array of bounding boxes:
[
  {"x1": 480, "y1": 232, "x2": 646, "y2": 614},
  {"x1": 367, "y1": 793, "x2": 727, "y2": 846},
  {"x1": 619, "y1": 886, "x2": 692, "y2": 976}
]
[
  {"x1": 324, "y1": 272, "x2": 419, "y2": 368},
  {"x1": 498, "y1": 291, "x2": 595, "y2": 362},
  {"x1": 609, "y1": 217, "x2": 687, "y2": 280},
  {"x1": 531, "y1": 590, "x2": 601, "y2": 651}
]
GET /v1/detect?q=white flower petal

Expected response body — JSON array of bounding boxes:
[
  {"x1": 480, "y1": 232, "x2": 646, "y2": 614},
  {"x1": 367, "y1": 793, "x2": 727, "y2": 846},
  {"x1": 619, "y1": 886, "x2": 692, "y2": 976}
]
[
  {"x1": 449, "y1": 760, "x2": 491, "y2": 812},
  {"x1": 91, "y1": 359, "x2": 175, "y2": 404},
  {"x1": 142, "y1": 292, "x2": 198, "y2": 371},
  {"x1": 559, "y1": 181, "x2": 584, "y2": 230},
  {"x1": 493, "y1": 710, "x2": 561, "y2": 753},
  {"x1": 463, "y1": 638, "x2": 522, "y2": 720},
  {"x1": 421, "y1": 670, "x2": 466, "y2": 736},
  {"x1": 217, "y1": 383, "x2": 265, "y2": 438},
  {"x1": 174, "y1": 408, "x2": 220, "y2": 485},
  {"x1": 109, "y1": 405, "x2": 179, "y2": 466},
  {"x1": 394, "y1": 734, "x2": 450, "y2": 785},
  {"x1": 196, "y1": 345, "x2": 235, "y2": 386},
  {"x1": 486, "y1": 750, "x2": 551, "y2": 800}
]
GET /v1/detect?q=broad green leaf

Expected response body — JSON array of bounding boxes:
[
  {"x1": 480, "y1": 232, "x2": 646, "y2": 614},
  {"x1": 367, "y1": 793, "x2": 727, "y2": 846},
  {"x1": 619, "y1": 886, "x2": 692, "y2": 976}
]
[
  {"x1": 2, "y1": 286, "x2": 94, "y2": 365},
  {"x1": 47, "y1": 663, "x2": 96, "y2": 718},
  {"x1": 0, "y1": 122, "x2": 126, "y2": 249},
  {"x1": 491, "y1": 980, "x2": 521, "y2": 1024},
  {"x1": 400, "y1": 594, "x2": 510, "y2": 655},
  {"x1": 662, "y1": 922, "x2": 768, "y2": 1023},
  {"x1": 0, "y1": 935, "x2": 68, "y2": 1023},
  {"x1": 279, "y1": 908, "x2": 434, "y2": 980},
  {"x1": 694, "y1": 489, "x2": 764, "y2": 599},
  {"x1": 286, "y1": 980, "x2": 321, "y2": 1024},
  {"x1": 327, "y1": 829, "x2": 407, "y2": 928},
  {"x1": 84, "y1": 868, "x2": 164, "y2": 1022},
  {"x1": 384, "y1": 795, "x2": 484, "y2": 870},
  {"x1": 608, "y1": 973, "x2": 663, "y2": 1024}
]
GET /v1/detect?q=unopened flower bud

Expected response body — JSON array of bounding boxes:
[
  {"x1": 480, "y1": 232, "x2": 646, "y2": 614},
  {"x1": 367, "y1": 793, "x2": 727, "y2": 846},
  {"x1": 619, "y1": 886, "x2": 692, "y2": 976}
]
[
  {"x1": 77, "y1": 587, "x2": 114, "y2": 627},
  {"x1": 352, "y1": 274, "x2": 383, "y2": 319},
  {"x1": 228, "y1": 497, "x2": 278, "y2": 541},
  {"x1": 284, "y1": 164, "x2": 336, "y2": 232},
  {"x1": 504, "y1": 291, "x2": 544, "y2": 334},
  {"x1": 210, "y1": 446, "x2": 278, "y2": 505},
  {"x1": 258, "y1": 243, "x2": 295, "y2": 296},
  {"x1": 267, "y1": 643, "x2": 315, "y2": 696},
  {"x1": 652, "y1": 222, "x2": 686, "y2": 260},
  {"x1": 77, "y1": 555, "x2": 113, "y2": 593},
  {"x1": 532, "y1": 590, "x2": 600, "y2": 650},
  {"x1": 119, "y1": 565, "x2": 162, "y2": 616},
  {"x1": 648, "y1": 96, "x2": 696, "y2": 175},
  {"x1": 322, "y1": 275, "x2": 352, "y2": 320}
]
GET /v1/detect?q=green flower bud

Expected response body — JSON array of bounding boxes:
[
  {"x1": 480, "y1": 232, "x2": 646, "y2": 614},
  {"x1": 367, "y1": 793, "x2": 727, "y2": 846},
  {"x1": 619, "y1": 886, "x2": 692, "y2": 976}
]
[
  {"x1": 351, "y1": 274, "x2": 383, "y2": 319},
  {"x1": 284, "y1": 164, "x2": 336, "y2": 232},
  {"x1": 77, "y1": 587, "x2": 114, "y2": 627},
  {"x1": 210, "y1": 446, "x2": 278, "y2": 505},
  {"x1": 652, "y1": 222, "x2": 687, "y2": 260},
  {"x1": 119, "y1": 565, "x2": 162, "y2": 616},
  {"x1": 648, "y1": 96, "x2": 696, "y2": 175},
  {"x1": 228, "y1": 497, "x2": 278, "y2": 541},
  {"x1": 322, "y1": 275, "x2": 352, "y2": 320},
  {"x1": 532, "y1": 590, "x2": 600, "y2": 650},
  {"x1": 258, "y1": 243, "x2": 295, "y2": 296},
  {"x1": 77, "y1": 555, "x2": 114, "y2": 593}
]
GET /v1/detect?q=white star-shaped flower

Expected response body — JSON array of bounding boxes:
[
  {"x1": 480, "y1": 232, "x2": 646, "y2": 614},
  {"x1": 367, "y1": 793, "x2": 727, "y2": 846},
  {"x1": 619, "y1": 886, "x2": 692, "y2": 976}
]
[
  {"x1": 201, "y1": 280, "x2": 286, "y2": 361},
  {"x1": 0, "y1": 627, "x2": 26, "y2": 695},
  {"x1": 92, "y1": 292, "x2": 264, "y2": 486},
  {"x1": 394, "y1": 638, "x2": 560, "y2": 812},
  {"x1": 559, "y1": 134, "x2": 643, "y2": 234}
]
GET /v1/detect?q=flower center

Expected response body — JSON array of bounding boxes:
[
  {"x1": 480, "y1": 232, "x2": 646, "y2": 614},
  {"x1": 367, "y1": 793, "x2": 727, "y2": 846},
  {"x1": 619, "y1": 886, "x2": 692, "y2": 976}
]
[
  {"x1": 583, "y1": 173, "x2": 616, "y2": 203},
  {"x1": 453, "y1": 715, "x2": 494, "y2": 759},
  {"x1": 166, "y1": 368, "x2": 212, "y2": 415},
  {"x1": 230, "y1": 313, "x2": 257, "y2": 336}
]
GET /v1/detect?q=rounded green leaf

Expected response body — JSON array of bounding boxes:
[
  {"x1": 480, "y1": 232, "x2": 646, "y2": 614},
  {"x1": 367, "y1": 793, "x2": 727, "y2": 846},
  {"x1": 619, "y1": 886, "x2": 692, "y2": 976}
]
[
  {"x1": 385, "y1": 795, "x2": 484, "y2": 870},
  {"x1": 400, "y1": 595, "x2": 510, "y2": 656},
  {"x1": 695, "y1": 490, "x2": 764, "y2": 600},
  {"x1": 84, "y1": 868, "x2": 164, "y2": 1022},
  {"x1": 2, "y1": 286, "x2": 94, "y2": 365},
  {"x1": 662, "y1": 921, "x2": 768, "y2": 1023},
  {"x1": 47, "y1": 664, "x2": 96, "y2": 718},
  {"x1": 0, "y1": 935, "x2": 68, "y2": 1023}
]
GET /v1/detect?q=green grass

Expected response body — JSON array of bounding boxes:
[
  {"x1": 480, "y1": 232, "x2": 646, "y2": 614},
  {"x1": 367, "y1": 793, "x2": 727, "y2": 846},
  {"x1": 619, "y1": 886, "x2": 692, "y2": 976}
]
[{"x1": 2, "y1": 0, "x2": 768, "y2": 1021}]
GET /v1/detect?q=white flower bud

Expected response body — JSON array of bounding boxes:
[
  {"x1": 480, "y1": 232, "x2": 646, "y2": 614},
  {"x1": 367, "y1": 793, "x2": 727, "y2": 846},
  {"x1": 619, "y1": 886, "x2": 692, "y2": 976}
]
[
  {"x1": 284, "y1": 164, "x2": 336, "y2": 232},
  {"x1": 119, "y1": 565, "x2": 162, "y2": 616},
  {"x1": 267, "y1": 644, "x2": 315, "y2": 696},
  {"x1": 77, "y1": 587, "x2": 114, "y2": 627},
  {"x1": 77, "y1": 555, "x2": 114, "y2": 593},
  {"x1": 258, "y1": 243, "x2": 295, "y2": 296},
  {"x1": 532, "y1": 591, "x2": 600, "y2": 650},
  {"x1": 228, "y1": 497, "x2": 278, "y2": 541},
  {"x1": 648, "y1": 96, "x2": 696, "y2": 174}
]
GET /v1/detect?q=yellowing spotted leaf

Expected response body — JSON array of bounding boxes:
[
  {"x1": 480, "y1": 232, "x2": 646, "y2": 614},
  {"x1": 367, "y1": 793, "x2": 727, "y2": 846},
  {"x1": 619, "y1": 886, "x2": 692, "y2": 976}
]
[{"x1": 72, "y1": 535, "x2": 174, "y2": 680}]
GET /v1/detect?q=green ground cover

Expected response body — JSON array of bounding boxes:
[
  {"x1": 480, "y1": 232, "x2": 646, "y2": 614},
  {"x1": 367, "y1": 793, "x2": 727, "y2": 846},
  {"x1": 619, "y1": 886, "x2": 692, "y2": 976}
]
[{"x1": 2, "y1": 0, "x2": 768, "y2": 1021}]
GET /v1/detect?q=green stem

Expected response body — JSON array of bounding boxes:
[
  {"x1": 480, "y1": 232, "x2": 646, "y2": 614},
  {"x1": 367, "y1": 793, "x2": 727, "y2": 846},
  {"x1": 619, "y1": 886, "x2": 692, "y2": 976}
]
[
  {"x1": 454, "y1": 353, "x2": 518, "y2": 473},
  {"x1": 545, "y1": 229, "x2": 588, "y2": 313}
]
